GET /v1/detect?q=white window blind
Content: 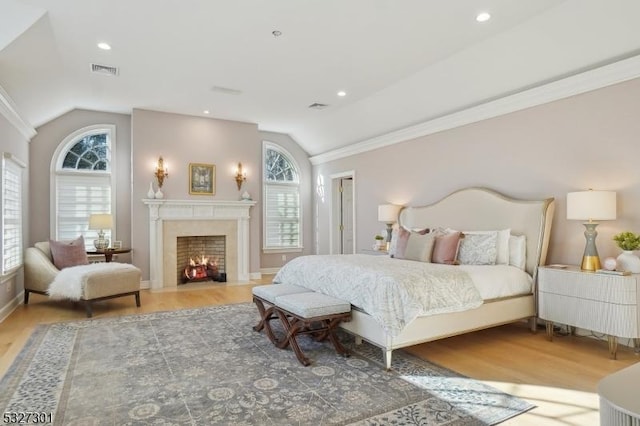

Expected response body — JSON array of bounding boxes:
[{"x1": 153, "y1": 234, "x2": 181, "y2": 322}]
[
  {"x1": 56, "y1": 174, "x2": 111, "y2": 249},
  {"x1": 2, "y1": 155, "x2": 23, "y2": 274},
  {"x1": 265, "y1": 183, "x2": 300, "y2": 249}
]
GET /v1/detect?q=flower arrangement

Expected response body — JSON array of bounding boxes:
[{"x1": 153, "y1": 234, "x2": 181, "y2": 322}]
[{"x1": 613, "y1": 231, "x2": 640, "y2": 251}]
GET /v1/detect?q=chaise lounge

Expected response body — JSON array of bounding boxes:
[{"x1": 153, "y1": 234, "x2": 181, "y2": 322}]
[{"x1": 24, "y1": 241, "x2": 142, "y2": 317}]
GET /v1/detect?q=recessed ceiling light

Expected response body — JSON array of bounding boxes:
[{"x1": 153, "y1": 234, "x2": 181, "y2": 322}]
[
  {"x1": 203, "y1": 110, "x2": 210, "y2": 114},
  {"x1": 337, "y1": 91, "x2": 346, "y2": 97},
  {"x1": 97, "y1": 42, "x2": 111, "y2": 50},
  {"x1": 272, "y1": 30, "x2": 282, "y2": 37},
  {"x1": 476, "y1": 12, "x2": 491, "y2": 22}
]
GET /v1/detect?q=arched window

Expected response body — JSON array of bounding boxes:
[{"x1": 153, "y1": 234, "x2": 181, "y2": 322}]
[
  {"x1": 263, "y1": 142, "x2": 301, "y2": 251},
  {"x1": 51, "y1": 125, "x2": 116, "y2": 249}
]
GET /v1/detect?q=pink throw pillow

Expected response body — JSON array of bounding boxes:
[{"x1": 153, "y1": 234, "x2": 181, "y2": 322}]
[
  {"x1": 432, "y1": 231, "x2": 462, "y2": 264},
  {"x1": 49, "y1": 236, "x2": 89, "y2": 270}
]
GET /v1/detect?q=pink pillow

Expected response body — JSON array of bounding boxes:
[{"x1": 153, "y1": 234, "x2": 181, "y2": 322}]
[
  {"x1": 432, "y1": 231, "x2": 462, "y2": 264},
  {"x1": 49, "y1": 236, "x2": 89, "y2": 270}
]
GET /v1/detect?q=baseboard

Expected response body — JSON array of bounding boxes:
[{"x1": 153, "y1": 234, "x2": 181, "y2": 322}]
[
  {"x1": 260, "y1": 267, "x2": 280, "y2": 275},
  {"x1": 250, "y1": 272, "x2": 262, "y2": 280},
  {"x1": 0, "y1": 291, "x2": 24, "y2": 323},
  {"x1": 140, "y1": 280, "x2": 151, "y2": 290}
]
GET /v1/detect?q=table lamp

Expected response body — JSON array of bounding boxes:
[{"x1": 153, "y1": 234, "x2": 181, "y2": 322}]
[
  {"x1": 89, "y1": 213, "x2": 113, "y2": 250},
  {"x1": 566, "y1": 190, "x2": 616, "y2": 271},
  {"x1": 378, "y1": 204, "x2": 402, "y2": 244}
]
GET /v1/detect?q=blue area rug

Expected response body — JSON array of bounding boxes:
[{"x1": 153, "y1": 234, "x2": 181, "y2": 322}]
[{"x1": 0, "y1": 303, "x2": 533, "y2": 425}]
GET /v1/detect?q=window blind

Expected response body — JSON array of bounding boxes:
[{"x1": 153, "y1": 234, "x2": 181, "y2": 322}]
[
  {"x1": 264, "y1": 183, "x2": 300, "y2": 249},
  {"x1": 56, "y1": 174, "x2": 111, "y2": 249},
  {"x1": 2, "y1": 156, "x2": 23, "y2": 274}
]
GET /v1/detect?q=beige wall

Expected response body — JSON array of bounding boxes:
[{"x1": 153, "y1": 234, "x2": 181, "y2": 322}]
[
  {"x1": 313, "y1": 78, "x2": 640, "y2": 266},
  {"x1": 0, "y1": 112, "x2": 30, "y2": 314},
  {"x1": 29, "y1": 109, "x2": 132, "y2": 250}
]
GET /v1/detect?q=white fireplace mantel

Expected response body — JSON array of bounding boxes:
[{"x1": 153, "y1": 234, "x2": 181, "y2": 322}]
[{"x1": 143, "y1": 199, "x2": 256, "y2": 290}]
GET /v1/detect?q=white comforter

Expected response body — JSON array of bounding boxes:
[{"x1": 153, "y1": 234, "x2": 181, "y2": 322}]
[{"x1": 273, "y1": 254, "x2": 483, "y2": 337}]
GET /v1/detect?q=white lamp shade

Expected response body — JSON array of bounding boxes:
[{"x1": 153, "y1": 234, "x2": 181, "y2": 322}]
[
  {"x1": 89, "y1": 213, "x2": 113, "y2": 230},
  {"x1": 567, "y1": 191, "x2": 616, "y2": 221},
  {"x1": 378, "y1": 204, "x2": 401, "y2": 223}
]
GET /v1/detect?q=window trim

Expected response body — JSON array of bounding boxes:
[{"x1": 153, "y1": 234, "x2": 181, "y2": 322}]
[
  {"x1": 262, "y1": 141, "x2": 303, "y2": 252},
  {"x1": 1, "y1": 152, "x2": 26, "y2": 276},
  {"x1": 49, "y1": 124, "x2": 117, "y2": 241}
]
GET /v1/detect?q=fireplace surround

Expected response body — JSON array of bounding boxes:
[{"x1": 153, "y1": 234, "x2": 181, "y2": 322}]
[{"x1": 143, "y1": 199, "x2": 256, "y2": 290}]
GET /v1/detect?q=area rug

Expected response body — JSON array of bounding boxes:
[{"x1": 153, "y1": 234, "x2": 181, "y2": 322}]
[{"x1": 0, "y1": 303, "x2": 533, "y2": 425}]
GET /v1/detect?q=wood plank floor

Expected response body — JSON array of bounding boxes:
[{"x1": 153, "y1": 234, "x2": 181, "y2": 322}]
[{"x1": 1, "y1": 278, "x2": 638, "y2": 425}]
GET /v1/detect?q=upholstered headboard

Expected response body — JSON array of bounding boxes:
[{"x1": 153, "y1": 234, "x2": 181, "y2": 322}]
[{"x1": 398, "y1": 187, "x2": 555, "y2": 278}]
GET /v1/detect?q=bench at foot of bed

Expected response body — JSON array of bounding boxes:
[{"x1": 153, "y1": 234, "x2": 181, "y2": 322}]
[{"x1": 252, "y1": 285, "x2": 352, "y2": 366}]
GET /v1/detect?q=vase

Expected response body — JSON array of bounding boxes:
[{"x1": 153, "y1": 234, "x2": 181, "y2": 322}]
[
  {"x1": 147, "y1": 182, "x2": 155, "y2": 199},
  {"x1": 616, "y1": 250, "x2": 640, "y2": 273},
  {"x1": 155, "y1": 187, "x2": 164, "y2": 199}
]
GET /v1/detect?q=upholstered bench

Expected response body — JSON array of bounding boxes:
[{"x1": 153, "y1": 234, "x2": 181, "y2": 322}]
[
  {"x1": 252, "y1": 284, "x2": 310, "y2": 344},
  {"x1": 253, "y1": 284, "x2": 351, "y2": 366}
]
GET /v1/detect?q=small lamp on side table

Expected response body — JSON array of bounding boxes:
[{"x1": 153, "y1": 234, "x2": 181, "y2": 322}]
[
  {"x1": 89, "y1": 213, "x2": 113, "y2": 250},
  {"x1": 567, "y1": 190, "x2": 616, "y2": 271},
  {"x1": 378, "y1": 204, "x2": 402, "y2": 246}
]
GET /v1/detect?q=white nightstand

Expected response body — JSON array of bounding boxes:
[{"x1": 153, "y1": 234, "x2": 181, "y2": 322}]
[
  {"x1": 538, "y1": 265, "x2": 640, "y2": 359},
  {"x1": 359, "y1": 249, "x2": 389, "y2": 256}
]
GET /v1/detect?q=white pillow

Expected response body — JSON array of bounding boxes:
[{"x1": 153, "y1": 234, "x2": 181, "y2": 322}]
[
  {"x1": 509, "y1": 234, "x2": 527, "y2": 270},
  {"x1": 404, "y1": 232, "x2": 435, "y2": 262},
  {"x1": 458, "y1": 232, "x2": 498, "y2": 265},
  {"x1": 448, "y1": 228, "x2": 510, "y2": 265}
]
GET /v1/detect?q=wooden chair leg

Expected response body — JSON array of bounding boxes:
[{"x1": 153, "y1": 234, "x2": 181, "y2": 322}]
[
  {"x1": 134, "y1": 291, "x2": 141, "y2": 307},
  {"x1": 24, "y1": 290, "x2": 30, "y2": 304},
  {"x1": 84, "y1": 301, "x2": 93, "y2": 318}
]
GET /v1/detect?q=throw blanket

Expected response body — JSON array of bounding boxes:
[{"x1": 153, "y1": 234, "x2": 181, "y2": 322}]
[
  {"x1": 274, "y1": 254, "x2": 483, "y2": 337},
  {"x1": 48, "y1": 263, "x2": 139, "y2": 300}
]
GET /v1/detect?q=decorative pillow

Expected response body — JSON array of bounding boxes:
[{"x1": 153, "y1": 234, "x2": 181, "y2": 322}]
[
  {"x1": 431, "y1": 231, "x2": 463, "y2": 264},
  {"x1": 458, "y1": 232, "x2": 498, "y2": 265},
  {"x1": 403, "y1": 232, "x2": 435, "y2": 262},
  {"x1": 393, "y1": 228, "x2": 432, "y2": 261},
  {"x1": 49, "y1": 236, "x2": 89, "y2": 270},
  {"x1": 447, "y1": 228, "x2": 510, "y2": 265},
  {"x1": 509, "y1": 234, "x2": 527, "y2": 270}
]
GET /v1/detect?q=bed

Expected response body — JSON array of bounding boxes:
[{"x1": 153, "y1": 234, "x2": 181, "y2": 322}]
[{"x1": 274, "y1": 187, "x2": 555, "y2": 369}]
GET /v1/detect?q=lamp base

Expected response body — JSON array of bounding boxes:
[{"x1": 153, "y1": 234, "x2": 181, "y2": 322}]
[
  {"x1": 581, "y1": 255, "x2": 601, "y2": 271},
  {"x1": 93, "y1": 230, "x2": 109, "y2": 250}
]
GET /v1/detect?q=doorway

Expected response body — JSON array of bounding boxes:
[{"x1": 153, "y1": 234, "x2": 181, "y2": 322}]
[{"x1": 330, "y1": 172, "x2": 355, "y2": 254}]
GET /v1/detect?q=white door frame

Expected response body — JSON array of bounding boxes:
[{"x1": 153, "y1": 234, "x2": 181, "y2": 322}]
[{"x1": 329, "y1": 170, "x2": 356, "y2": 255}]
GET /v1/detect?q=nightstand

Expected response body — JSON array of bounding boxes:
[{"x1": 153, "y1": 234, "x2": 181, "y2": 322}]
[
  {"x1": 538, "y1": 265, "x2": 640, "y2": 358},
  {"x1": 359, "y1": 249, "x2": 389, "y2": 256}
]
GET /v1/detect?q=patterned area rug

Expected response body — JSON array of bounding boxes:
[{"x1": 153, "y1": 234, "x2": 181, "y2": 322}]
[{"x1": 0, "y1": 303, "x2": 533, "y2": 425}]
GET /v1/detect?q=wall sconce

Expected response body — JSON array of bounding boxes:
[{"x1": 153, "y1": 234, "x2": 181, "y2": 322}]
[
  {"x1": 234, "y1": 162, "x2": 247, "y2": 190},
  {"x1": 154, "y1": 156, "x2": 169, "y2": 188}
]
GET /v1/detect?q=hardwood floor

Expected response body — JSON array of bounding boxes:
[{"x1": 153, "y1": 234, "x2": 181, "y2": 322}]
[{"x1": 1, "y1": 278, "x2": 638, "y2": 425}]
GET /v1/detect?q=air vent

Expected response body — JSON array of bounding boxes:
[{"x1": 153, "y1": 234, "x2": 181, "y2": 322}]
[
  {"x1": 211, "y1": 86, "x2": 242, "y2": 95},
  {"x1": 308, "y1": 103, "x2": 329, "y2": 110},
  {"x1": 90, "y1": 63, "x2": 119, "y2": 76}
]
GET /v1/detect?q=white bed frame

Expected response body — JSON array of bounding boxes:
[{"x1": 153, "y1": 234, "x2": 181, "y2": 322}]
[{"x1": 340, "y1": 187, "x2": 555, "y2": 369}]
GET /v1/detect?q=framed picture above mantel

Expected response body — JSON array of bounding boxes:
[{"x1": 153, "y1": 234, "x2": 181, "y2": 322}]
[{"x1": 189, "y1": 163, "x2": 215, "y2": 195}]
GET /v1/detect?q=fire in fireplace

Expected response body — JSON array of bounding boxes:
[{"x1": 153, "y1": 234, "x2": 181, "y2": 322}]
[{"x1": 177, "y1": 236, "x2": 226, "y2": 284}]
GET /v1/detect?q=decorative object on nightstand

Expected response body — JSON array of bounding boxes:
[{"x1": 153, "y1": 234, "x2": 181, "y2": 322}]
[
  {"x1": 378, "y1": 204, "x2": 402, "y2": 244},
  {"x1": 88, "y1": 213, "x2": 112, "y2": 250},
  {"x1": 613, "y1": 231, "x2": 640, "y2": 273},
  {"x1": 566, "y1": 190, "x2": 616, "y2": 271},
  {"x1": 603, "y1": 257, "x2": 617, "y2": 271},
  {"x1": 374, "y1": 234, "x2": 385, "y2": 250}
]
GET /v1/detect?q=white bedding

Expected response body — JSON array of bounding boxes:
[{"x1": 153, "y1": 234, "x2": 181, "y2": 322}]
[
  {"x1": 273, "y1": 254, "x2": 483, "y2": 337},
  {"x1": 457, "y1": 264, "x2": 533, "y2": 300}
]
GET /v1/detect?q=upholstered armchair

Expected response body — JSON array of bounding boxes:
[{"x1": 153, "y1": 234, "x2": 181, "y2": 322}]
[{"x1": 24, "y1": 241, "x2": 142, "y2": 317}]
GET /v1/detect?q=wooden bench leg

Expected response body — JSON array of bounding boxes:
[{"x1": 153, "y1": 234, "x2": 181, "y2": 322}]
[
  {"x1": 276, "y1": 310, "x2": 311, "y2": 366},
  {"x1": 253, "y1": 296, "x2": 283, "y2": 346},
  {"x1": 324, "y1": 318, "x2": 350, "y2": 358},
  {"x1": 84, "y1": 301, "x2": 93, "y2": 318},
  {"x1": 135, "y1": 291, "x2": 141, "y2": 307}
]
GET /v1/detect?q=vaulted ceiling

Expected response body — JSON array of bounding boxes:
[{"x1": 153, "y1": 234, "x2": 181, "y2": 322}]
[{"x1": 1, "y1": 0, "x2": 639, "y2": 156}]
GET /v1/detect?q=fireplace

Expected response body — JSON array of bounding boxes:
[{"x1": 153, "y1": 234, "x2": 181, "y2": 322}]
[
  {"x1": 177, "y1": 236, "x2": 226, "y2": 284},
  {"x1": 143, "y1": 199, "x2": 256, "y2": 290}
]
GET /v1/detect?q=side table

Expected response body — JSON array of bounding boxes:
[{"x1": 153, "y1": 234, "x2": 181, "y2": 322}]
[
  {"x1": 538, "y1": 265, "x2": 640, "y2": 358},
  {"x1": 87, "y1": 248, "x2": 132, "y2": 263},
  {"x1": 598, "y1": 362, "x2": 640, "y2": 425}
]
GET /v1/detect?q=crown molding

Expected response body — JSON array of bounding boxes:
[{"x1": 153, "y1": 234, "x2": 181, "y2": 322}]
[
  {"x1": 309, "y1": 54, "x2": 640, "y2": 166},
  {"x1": 0, "y1": 85, "x2": 36, "y2": 141}
]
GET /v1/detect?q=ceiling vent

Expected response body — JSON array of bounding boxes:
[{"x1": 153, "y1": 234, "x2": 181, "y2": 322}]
[
  {"x1": 90, "y1": 63, "x2": 119, "y2": 76},
  {"x1": 308, "y1": 103, "x2": 329, "y2": 110},
  {"x1": 211, "y1": 86, "x2": 242, "y2": 95}
]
